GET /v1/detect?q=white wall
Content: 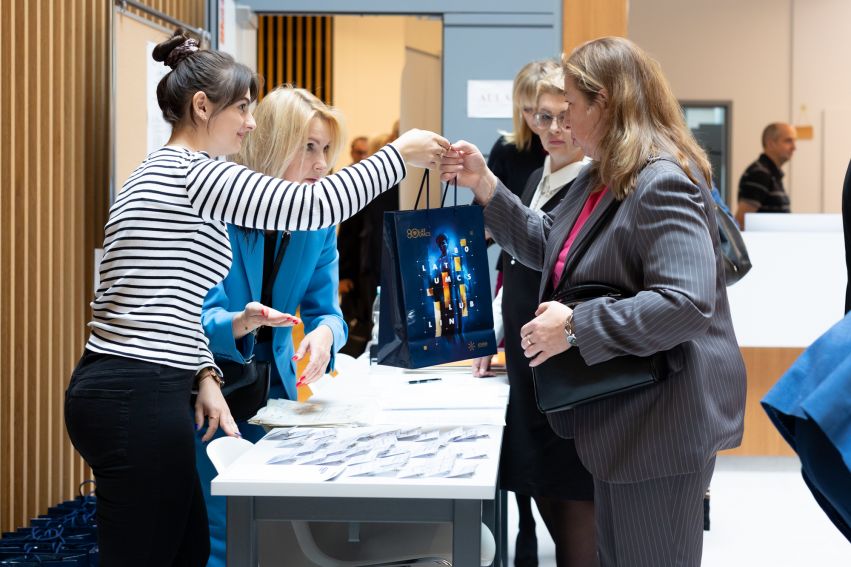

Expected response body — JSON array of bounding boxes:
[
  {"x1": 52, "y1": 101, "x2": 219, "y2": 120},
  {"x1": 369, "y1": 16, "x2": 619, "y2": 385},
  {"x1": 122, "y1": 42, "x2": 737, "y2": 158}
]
[
  {"x1": 333, "y1": 16, "x2": 408, "y2": 167},
  {"x1": 629, "y1": 0, "x2": 791, "y2": 209},
  {"x1": 630, "y1": 0, "x2": 851, "y2": 213},
  {"x1": 404, "y1": 16, "x2": 442, "y2": 57},
  {"x1": 232, "y1": 4, "x2": 257, "y2": 72},
  {"x1": 790, "y1": 0, "x2": 851, "y2": 213},
  {"x1": 332, "y1": 16, "x2": 442, "y2": 170}
]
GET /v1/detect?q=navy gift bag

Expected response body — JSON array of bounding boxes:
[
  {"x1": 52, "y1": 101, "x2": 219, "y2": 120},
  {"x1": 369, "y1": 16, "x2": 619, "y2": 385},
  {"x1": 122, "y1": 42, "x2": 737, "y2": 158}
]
[{"x1": 377, "y1": 171, "x2": 497, "y2": 368}]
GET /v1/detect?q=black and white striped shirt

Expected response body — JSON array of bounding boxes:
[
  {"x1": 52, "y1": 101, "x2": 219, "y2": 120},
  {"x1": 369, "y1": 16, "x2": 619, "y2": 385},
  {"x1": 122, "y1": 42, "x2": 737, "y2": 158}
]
[{"x1": 87, "y1": 145, "x2": 405, "y2": 371}]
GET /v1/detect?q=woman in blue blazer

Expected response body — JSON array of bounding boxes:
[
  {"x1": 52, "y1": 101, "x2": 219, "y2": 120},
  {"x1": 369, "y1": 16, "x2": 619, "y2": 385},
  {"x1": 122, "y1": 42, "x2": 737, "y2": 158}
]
[{"x1": 194, "y1": 86, "x2": 348, "y2": 567}]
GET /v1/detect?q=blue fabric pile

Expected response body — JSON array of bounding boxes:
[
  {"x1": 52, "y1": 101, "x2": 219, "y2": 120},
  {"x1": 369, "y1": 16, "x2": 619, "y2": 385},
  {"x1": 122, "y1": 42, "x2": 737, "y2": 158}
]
[{"x1": 0, "y1": 483, "x2": 98, "y2": 566}]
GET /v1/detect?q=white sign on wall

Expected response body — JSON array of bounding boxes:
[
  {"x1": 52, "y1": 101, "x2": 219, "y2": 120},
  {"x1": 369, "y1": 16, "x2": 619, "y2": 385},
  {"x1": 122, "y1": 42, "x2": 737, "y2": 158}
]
[
  {"x1": 146, "y1": 41, "x2": 172, "y2": 153},
  {"x1": 218, "y1": 0, "x2": 238, "y2": 57},
  {"x1": 466, "y1": 80, "x2": 513, "y2": 119}
]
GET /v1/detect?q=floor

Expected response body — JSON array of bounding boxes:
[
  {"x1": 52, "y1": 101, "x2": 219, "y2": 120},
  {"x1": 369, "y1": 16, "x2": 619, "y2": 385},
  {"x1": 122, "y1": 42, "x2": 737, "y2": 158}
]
[{"x1": 504, "y1": 456, "x2": 851, "y2": 567}]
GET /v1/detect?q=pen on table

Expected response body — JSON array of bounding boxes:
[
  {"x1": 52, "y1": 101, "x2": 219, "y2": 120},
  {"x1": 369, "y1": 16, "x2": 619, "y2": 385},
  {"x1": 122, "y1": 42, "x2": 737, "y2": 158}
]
[{"x1": 407, "y1": 378, "x2": 442, "y2": 384}]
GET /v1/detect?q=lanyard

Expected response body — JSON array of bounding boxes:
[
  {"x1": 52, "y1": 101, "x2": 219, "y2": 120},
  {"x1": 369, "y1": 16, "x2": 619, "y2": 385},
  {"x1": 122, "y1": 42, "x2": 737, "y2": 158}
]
[{"x1": 261, "y1": 231, "x2": 291, "y2": 307}]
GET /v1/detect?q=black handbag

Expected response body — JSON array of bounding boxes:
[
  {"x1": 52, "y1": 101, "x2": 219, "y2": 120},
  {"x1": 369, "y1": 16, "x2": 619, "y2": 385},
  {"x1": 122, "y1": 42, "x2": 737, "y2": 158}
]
[
  {"x1": 195, "y1": 231, "x2": 290, "y2": 422},
  {"x1": 193, "y1": 351, "x2": 272, "y2": 423},
  {"x1": 531, "y1": 283, "x2": 669, "y2": 413},
  {"x1": 713, "y1": 200, "x2": 752, "y2": 285},
  {"x1": 217, "y1": 357, "x2": 271, "y2": 421}
]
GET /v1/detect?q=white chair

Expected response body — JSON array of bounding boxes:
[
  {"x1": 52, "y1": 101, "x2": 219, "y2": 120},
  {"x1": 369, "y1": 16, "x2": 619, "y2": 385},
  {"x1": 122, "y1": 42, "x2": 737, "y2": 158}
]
[
  {"x1": 206, "y1": 435, "x2": 255, "y2": 473},
  {"x1": 206, "y1": 437, "x2": 496, "y2": 566}
]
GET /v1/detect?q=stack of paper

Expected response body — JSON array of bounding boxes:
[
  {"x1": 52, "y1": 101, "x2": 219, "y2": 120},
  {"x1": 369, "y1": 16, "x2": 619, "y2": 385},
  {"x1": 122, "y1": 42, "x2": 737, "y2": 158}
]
[
  {"x1": 261, "y1": 426, "x2": 490, "y2": 481},
  {"x1": 249, "y1": 398, "x2": 379, "y2": 428}
]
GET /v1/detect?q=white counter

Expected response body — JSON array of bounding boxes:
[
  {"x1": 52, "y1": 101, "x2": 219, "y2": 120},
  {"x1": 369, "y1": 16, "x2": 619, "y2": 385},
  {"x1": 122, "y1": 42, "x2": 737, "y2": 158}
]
[{"x1": 728, "y1": 213, "x2": 845, "y2": 347}]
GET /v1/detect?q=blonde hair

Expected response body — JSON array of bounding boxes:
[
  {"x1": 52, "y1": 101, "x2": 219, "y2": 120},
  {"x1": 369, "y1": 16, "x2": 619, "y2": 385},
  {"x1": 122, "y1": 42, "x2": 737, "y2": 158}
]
[
  {"x1": 503, "y1": 59, "x2": 559, "y2": 151},
  {"x1": 234, "y1": 85, "x2": 345, "y2": 179},
  {"x1": 536, "y1": 67, "x2": 566, "y2": 102},
  {"x1": 563, "y1": 37, "x2": 711, "y2": 198}
]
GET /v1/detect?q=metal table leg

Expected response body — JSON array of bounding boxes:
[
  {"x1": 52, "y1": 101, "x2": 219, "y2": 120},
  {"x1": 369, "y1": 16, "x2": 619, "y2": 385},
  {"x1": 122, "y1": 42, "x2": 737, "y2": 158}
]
[
  {"x1": 453, "y1": 499, "x2": 482, "y2": 567},
  {"x1": 227, "y1": 496, "x2": 256, "y2": 567}
]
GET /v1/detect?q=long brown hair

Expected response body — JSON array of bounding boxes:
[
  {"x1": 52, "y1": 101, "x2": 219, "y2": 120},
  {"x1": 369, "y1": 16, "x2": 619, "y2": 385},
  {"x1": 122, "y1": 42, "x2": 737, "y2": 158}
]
[{"x1": 563, "y1": 37, "x2": 711, "y2": 198}]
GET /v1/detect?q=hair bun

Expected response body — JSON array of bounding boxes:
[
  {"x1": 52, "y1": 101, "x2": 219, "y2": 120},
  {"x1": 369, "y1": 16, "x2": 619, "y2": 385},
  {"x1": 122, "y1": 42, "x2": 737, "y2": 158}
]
[{"x1": 152, "y1": 28, "x2": 199, "y2": 69}]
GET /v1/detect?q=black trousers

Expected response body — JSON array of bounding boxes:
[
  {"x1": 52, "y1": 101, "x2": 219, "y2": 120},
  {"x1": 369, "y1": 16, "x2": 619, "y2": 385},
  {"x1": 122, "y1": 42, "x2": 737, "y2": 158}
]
[{"x1": 65, "y1": 350, "x2": 209, "y2": 567}]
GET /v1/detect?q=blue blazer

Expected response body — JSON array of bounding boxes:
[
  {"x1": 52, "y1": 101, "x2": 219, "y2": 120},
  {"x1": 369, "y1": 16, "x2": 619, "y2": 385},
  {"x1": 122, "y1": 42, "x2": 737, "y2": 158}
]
[{"x1": 201, "y1": 226, "x2": 347, "y2": 400}]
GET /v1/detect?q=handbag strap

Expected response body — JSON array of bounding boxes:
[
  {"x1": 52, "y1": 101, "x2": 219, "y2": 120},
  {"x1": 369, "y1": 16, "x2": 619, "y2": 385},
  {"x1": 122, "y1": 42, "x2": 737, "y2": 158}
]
[
  {"x1": 551, "y1": 195, "x2": 621, "y2": 299},
  {"x1": 261, "y1": 231, "x2": 291, "y2": 307}
]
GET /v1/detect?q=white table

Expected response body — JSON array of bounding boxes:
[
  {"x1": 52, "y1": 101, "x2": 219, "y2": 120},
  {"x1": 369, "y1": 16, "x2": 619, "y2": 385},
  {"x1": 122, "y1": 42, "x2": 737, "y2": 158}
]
[{"x1": 211, "y1": 360, "x2": 510, "y2": 566}]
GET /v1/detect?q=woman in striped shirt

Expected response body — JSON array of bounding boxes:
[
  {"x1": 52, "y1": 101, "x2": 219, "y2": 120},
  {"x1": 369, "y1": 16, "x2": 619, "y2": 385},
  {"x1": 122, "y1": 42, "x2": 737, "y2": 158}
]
[{"x1": 64, "y1": 29, "x2": 448, "y2": 567}]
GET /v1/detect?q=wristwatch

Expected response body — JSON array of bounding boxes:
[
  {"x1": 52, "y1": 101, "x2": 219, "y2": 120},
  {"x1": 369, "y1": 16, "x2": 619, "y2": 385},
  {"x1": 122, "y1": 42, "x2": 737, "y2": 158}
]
[{"x1": 564, "y1": 313, "x2": 577, "y2": 347}]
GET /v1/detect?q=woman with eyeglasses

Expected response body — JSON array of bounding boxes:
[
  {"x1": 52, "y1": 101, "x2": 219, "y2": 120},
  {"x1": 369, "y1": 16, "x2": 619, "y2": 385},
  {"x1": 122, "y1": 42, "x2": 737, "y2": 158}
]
[
  {"x1": 487, "y1": 60, "x2": 558, "y2": 199},
  {"x1": 444, "y1": 37, "x2": 745, "y2": 566},
  {"x1": 474, "y1": 67, "x2": 597, "y2": 567}
]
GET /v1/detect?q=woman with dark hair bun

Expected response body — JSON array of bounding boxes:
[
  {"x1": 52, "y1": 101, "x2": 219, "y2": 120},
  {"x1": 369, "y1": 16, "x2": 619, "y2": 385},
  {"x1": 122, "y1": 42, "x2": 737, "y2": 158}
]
[{"x1": 64, "y1": 28, "x2": 448, "y2": 567}]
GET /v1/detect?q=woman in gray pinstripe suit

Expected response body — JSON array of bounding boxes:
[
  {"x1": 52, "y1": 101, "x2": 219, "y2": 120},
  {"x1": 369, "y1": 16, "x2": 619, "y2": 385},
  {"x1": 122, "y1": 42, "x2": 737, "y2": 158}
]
[{"x1": 442, "y1": 37, "x2": 746, "y2": 566}]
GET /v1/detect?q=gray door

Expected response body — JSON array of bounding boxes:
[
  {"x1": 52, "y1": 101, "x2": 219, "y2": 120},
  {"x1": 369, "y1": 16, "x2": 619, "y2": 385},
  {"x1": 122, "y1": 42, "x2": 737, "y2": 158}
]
[{"x1": 222, "y1": 0, "x2": 562, "y2": 159}]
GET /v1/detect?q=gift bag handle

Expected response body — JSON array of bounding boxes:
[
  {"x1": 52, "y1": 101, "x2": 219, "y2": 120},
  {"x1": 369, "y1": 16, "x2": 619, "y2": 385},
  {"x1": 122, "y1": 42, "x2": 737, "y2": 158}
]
[
  {"x1": 413, "y1": 169, "x2": 431, "y2": 210},
  {"x1": 440, "y1": 176, "x2": 458, "y2": 208},
  {"x1": 414, "y1": 170, "x2": 458, "y2": 210}
]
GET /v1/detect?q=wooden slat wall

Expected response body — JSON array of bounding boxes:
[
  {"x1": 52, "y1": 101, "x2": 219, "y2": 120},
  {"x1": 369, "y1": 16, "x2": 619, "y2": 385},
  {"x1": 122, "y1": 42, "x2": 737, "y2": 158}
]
[
  {"x1": 0, "y1": 0, "x2": 204, "y2": 536},
  {"x1": 257, "y1": 15, "x2": 333, "y2": 104}
]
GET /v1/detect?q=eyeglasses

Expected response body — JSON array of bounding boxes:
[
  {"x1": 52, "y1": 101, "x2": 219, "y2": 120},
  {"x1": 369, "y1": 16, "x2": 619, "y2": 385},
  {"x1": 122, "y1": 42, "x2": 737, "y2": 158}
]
[{"x1": 534, "y1": 111, "x2": 569, "y2": 130}]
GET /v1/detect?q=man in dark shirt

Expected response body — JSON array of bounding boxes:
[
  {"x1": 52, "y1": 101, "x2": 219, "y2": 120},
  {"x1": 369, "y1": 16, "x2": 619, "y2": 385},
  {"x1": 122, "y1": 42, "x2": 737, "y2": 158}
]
[{"x1": 735, "y1": 122, "x2": 797, "y2": 228}]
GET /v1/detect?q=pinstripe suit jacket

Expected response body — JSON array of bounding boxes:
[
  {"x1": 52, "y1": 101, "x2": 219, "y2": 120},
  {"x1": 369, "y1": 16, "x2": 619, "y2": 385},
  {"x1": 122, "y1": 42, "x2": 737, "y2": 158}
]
[{"x1": 484, "y1": 157, "x2": 746, "y2": 483}]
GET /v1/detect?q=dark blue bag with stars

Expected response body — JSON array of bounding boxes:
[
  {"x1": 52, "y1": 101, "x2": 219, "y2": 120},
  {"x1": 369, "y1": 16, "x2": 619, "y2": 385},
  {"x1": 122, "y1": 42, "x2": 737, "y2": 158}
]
[{"x1": 376, "y1": 171, "x2": 497, "y2": 368}]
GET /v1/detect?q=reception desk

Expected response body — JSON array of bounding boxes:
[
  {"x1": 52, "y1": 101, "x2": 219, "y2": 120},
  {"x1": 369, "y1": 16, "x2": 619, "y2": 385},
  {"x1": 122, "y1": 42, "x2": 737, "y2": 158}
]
[{"x1": 724, "y1": 213, "x2": 845, "y2": 456}]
